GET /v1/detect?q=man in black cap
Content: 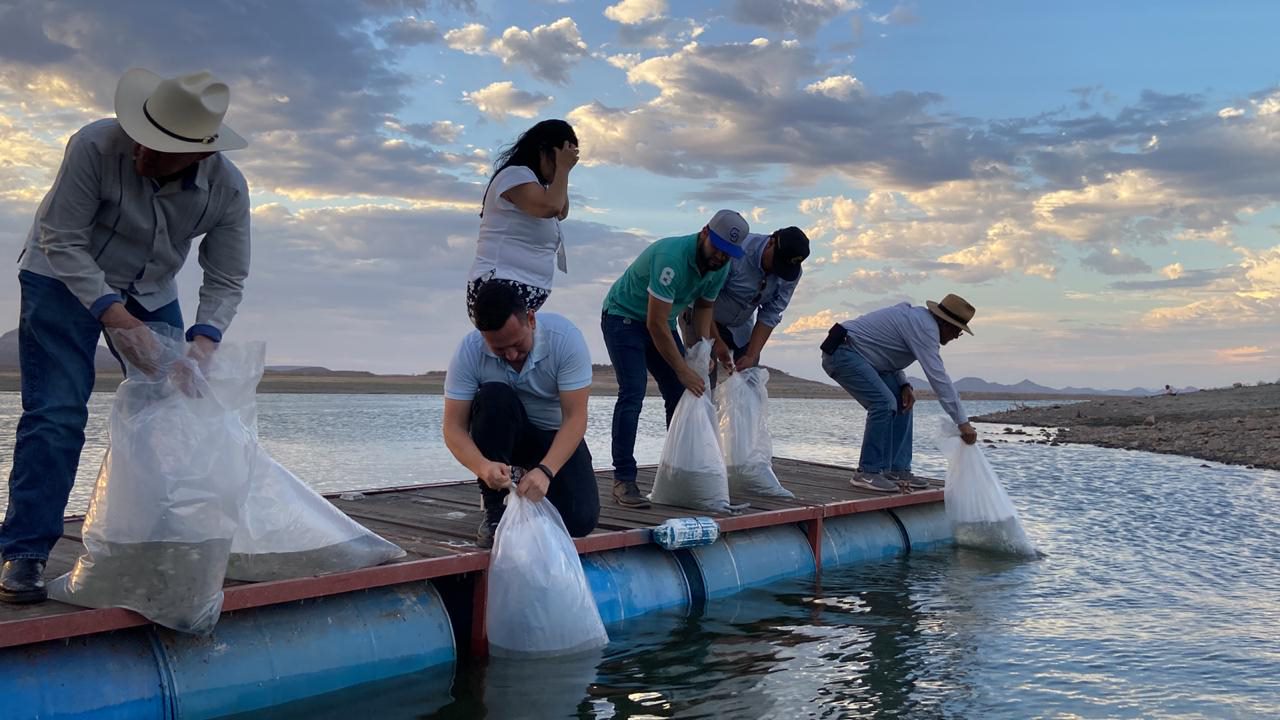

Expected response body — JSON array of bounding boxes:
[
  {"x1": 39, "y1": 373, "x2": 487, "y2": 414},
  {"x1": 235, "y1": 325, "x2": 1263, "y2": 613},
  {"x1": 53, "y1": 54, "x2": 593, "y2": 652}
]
[{"x1": 684, "y1": 226, "x2": 810, "y2": 374}]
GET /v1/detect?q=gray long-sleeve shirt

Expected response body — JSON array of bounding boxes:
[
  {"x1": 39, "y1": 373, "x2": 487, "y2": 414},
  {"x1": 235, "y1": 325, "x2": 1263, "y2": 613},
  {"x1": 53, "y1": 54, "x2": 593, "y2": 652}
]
[
  {"x1": 842, "y1": 303, "x2": 969, "y2": 425},
  {"x1": 17, "y1": 119, "x2": 250, "y2": 339}
]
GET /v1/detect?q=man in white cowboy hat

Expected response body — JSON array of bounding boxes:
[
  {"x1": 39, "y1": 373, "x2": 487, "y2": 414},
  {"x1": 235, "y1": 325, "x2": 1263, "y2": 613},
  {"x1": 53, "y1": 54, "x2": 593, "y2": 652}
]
[
  {"x1": 0, "y1": 68, "x2": 251, "y2": 604},
  {"x1": 819, "y1": 295, "x2": 979, "y2": 494}
]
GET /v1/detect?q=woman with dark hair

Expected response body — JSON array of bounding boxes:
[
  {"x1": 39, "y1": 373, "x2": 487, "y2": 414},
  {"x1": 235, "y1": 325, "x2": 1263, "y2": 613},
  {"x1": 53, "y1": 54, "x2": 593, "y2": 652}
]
[{"x1": 467, "y1": 119, "x2": 579, "y2": 323}]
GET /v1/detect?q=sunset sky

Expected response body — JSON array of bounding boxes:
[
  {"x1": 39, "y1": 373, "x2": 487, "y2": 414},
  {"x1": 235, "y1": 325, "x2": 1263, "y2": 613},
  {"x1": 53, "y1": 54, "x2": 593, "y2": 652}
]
[{"x1": 1, "y1": 0, "x2": 1277, "y2": 389}]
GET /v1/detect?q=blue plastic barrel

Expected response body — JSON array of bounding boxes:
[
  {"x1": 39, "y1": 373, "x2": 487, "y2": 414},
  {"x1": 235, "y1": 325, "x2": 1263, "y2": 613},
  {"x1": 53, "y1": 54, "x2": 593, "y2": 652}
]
[
  {"x1": 687, "y1": 525, "x2": 816, "y2": 599},
  {"x1": 158, "y1": 583, "x2": 455, "y2": 719},
  {"x1": 820, "y1": 511, "x2": 908, "y2": 570},
  {"x1": 891, "y1": 503, "x2": 954, "y2": 551},
  {"x1": 582, "y1": 545, "x2": 692, "y2": 624},
  {"x1": 0, "y1": 628, "x2": 167, "y2": 719},
  {"x1": 0, "y1": 582, "x2": 456, "y2": 720}
]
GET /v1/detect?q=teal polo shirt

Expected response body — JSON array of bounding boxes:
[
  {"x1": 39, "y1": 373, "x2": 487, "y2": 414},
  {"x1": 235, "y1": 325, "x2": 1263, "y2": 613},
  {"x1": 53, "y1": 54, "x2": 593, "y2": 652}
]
[{"x1": 602, "y1": 234, "x2": 730, "y2": 327}]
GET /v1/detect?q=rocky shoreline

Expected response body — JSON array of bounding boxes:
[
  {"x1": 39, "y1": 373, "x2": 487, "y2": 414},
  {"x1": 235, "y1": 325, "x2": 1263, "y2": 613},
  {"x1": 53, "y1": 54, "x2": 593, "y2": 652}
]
[{"x1": 972, "y1": 383, "x2": 1280, "y2": 471}]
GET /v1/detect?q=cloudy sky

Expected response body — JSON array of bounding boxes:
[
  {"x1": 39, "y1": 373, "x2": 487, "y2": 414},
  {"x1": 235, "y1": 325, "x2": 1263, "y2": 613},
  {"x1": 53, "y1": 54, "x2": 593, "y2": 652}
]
[{"x1": 1, "y1": 0, "x2": 1277, "y2": 389}]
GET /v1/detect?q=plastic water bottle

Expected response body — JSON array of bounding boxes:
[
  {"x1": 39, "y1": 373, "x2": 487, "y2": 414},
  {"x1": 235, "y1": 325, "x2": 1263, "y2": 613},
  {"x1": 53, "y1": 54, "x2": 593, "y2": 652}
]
[{"x1": 651, "y1": 517, "x2": 720, "y2": 550}]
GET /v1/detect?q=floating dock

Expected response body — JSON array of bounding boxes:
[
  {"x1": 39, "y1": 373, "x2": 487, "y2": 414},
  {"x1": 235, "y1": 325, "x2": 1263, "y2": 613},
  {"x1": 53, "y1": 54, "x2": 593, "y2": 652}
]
[{"x1": 0, "y1": 459, "x2": 951, "y2": 719}]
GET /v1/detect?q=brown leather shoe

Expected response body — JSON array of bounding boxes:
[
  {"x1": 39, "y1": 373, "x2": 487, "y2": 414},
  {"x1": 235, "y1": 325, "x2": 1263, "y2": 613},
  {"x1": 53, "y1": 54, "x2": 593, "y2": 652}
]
[{"x1": 612, "y1": 481, "x2": 650, "y2": 508}]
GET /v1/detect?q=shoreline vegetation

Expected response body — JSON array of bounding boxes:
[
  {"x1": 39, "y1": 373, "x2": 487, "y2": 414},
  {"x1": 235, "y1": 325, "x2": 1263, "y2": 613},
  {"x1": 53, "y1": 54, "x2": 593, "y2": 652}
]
[
  {"x1": 0, "y1": 367, "x2": 1118, "y2": 402},
  {"x1": 972, "y1": 383, "x2": 1280, "y2": 471}
]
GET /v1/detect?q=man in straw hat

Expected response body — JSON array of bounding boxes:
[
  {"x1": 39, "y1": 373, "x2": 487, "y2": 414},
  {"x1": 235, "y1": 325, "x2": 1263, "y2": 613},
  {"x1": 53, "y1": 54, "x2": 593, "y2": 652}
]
[
  {"x1": 819, "y1": 295, "x2": 979, "y2": 494},
  {"x1": 1, "y1": 69, "x2": 251, "y2": 604}
]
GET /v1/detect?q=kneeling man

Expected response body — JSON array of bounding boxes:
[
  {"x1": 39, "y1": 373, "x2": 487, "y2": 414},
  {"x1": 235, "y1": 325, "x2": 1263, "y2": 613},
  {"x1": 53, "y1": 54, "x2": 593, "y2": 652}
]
[{"x1": 443, "y1": 282, "x2": 599, "y2": 548}]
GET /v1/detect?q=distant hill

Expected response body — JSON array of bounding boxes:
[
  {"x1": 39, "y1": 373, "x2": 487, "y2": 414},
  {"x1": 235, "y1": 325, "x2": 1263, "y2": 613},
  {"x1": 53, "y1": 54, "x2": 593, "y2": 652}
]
[
  {"x1": 0, "y1": 329, "x2": 120, "y2": 372},
  {"x1": 908, "y1": 375, "x2": 1198, "y2": 397},
  {"x1": 264, "y1": 365, "x2": 376, "y2": 377},
  {"x1": 0, "y1": 328, "x2": 1202, "y2": 398}
]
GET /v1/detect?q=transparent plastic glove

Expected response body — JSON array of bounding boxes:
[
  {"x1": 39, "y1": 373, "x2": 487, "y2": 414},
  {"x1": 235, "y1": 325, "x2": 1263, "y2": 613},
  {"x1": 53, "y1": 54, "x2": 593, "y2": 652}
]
[{"x1": 105, "y1": 325, "x2": 177, "y2": 379}]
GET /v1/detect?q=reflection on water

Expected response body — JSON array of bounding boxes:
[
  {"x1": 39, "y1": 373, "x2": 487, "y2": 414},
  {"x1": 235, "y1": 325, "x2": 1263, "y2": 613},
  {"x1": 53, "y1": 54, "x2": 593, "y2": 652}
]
[{"x1": 259, "y1": 416, "x2": 1279, "y2": 718}]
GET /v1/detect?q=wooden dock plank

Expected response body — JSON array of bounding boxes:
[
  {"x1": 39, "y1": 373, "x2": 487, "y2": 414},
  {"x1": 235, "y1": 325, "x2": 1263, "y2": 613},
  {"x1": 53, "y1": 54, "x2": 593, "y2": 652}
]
[{"x1": 0, "y1": 458, "x2": 943, "y2": 649}]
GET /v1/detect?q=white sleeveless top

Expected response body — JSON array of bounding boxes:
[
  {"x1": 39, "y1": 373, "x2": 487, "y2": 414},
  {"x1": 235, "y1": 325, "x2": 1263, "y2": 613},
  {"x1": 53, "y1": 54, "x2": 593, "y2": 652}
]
[{"x1": 469, "y1": 165, "x2": 565, "y2": 290}]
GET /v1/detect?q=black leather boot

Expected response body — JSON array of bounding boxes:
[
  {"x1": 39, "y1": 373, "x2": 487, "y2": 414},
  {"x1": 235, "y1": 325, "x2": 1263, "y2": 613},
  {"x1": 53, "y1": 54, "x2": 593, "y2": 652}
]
[{"x1": 0, "y1": 558, "x2": 48, "y2": 604}]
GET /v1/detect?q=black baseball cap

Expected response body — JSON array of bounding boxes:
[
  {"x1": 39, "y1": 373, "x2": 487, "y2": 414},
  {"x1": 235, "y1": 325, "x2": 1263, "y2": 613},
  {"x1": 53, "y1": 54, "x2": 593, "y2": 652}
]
[{"x1": 772, "y1": 227, "x2": 810, "y2": 281}]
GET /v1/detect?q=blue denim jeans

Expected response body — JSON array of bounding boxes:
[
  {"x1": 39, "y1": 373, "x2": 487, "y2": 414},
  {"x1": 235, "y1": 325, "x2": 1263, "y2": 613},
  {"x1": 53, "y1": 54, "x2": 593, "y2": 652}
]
[
  {"x1": 601, "y1": 313, "x2": 686, "y2": 484},
  {"x1": 1, "y1": 271, "x2": 183, "y2": 561},
  {"x1": 821, "y1": 344, "x2": 913, "y2": 474}
]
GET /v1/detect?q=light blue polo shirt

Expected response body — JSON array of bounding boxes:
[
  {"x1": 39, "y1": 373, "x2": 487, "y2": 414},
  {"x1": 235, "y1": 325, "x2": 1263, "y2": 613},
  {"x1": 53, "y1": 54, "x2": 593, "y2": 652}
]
[{"x1": 444, "y1": 312, "x2": 592, "y2": 430}]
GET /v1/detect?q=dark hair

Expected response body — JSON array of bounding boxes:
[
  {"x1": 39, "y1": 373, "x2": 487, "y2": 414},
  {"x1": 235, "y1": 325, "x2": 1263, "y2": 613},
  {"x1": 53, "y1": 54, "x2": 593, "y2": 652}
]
[
  {"x1": 480, "y1": 119, "x2": 577, "y2": 215},
  {"x1": 472, "y1": 281, "x2": 529, "y2": 332}
]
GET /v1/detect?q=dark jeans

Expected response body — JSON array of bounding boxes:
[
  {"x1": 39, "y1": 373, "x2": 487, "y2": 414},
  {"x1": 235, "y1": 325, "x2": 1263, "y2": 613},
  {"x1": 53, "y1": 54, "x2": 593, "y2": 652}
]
[
  {"x1": 600, "y1": 312, "x2": 686, "y2": 484},
  {"x1": 2, "y1": 271, "x2": 183, "y2": 561},
  {"x1": 470, "y1": 383, "x2": 599, "y2": 537}
]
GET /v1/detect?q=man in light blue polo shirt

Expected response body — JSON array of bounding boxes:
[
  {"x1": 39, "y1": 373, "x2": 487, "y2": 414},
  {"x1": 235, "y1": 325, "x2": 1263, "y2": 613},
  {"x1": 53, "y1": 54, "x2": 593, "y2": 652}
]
[{"x1": 443, "y1": 282, "x2": 598, "y2": 548}]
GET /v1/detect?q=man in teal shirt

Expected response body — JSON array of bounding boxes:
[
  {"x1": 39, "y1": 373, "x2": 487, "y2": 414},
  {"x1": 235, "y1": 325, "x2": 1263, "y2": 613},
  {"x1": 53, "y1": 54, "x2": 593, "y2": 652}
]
[{"x1": 601, "y1": 209, "x2": 749, "y2": 507}]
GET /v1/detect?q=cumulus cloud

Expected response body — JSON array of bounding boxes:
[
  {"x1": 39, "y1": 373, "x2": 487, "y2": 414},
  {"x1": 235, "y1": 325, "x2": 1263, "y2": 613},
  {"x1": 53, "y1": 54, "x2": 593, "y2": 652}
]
[
  {"x1": 462, "y1": 81, "x2": 553, "y2": 120},
  {"x1": 606, "y1": 53, "x2": 643, "y2": 70},
  {"x1": 445, "y1": 23, "x2": 489, "y2": 54},
  {"x1": 0, "y1": 0, "x2": 485, "y2": 209},
  {"x1": 935, "y1": 221, "x2": 1058, "y2": 282},
  {"x1": 391, "y1": 119, "x2": 466, "y2": 144},
  {"x1": 378, "y1": 17, "x2": 443, "y2": 45},
  {"x1": 1141, "y1": 245, "x2": 1280, "y2": 328},
  {"x1": 614, "y1": 16, "x2": 705, "y2": 49},
  {"x1": 804, "y1": 74, "x2": 864, "y2": 100},
  {"x1": 783, "y1": 309, "x2": 839, "y2": 333},
  {"x1": 1033, "y1": 170, "x2": 1183, "y2": 243},
  {"x1": 568, "y1": 38, "x2": 1004, "y2": 186},
  {"x1": 1080, "y1": 247, "x2": 1152, "y2": 275},
  {"x1": 728, "y1": 0, "x2": 862, "y2": 37},
  {"x1": 490, "y1": 17, "x2": 589, "y2": 85},
  {"x1": 604, "y1": 0, "x2": 667, "y2": 25},
  {"x1": 824, "y1": 268, "x2": 929, "y2": 294}
]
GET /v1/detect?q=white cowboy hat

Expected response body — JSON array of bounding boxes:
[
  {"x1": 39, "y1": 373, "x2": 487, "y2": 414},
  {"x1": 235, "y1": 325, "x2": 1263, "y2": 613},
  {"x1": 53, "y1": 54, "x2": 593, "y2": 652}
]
[{"x1": 114, "y1": 68, "x2": 248, "y2": 153}]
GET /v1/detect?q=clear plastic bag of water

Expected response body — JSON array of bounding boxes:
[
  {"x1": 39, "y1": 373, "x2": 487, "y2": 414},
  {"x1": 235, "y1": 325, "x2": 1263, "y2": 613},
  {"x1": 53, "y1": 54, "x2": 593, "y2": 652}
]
[
  {"x1": 715, "y1": 367, "x2": 793, "y2": 498},
  {"x1": 486, "y1": 491, "x2": 608, "y2": 658},
  {"x1": 650, "y1": 340, "x2": 734, "y2": 512},
  {"x1": 49, "y1": 332, "x2": 262, "y2": 634},
  {"x1": 936, "y1": 419, "x2": 1038, "y2": 557},
  {"x1": 225, "y1": 444, "x2": 405, "y2": 581}
]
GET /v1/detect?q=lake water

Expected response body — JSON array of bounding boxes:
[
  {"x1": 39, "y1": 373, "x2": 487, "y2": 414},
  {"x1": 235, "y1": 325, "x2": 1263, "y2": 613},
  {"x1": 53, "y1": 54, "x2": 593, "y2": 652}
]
[{"x1": 1, "y1": 393, "x2": 1277, "y2": 718}]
